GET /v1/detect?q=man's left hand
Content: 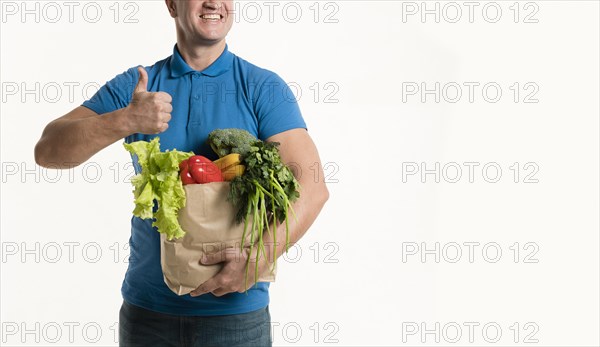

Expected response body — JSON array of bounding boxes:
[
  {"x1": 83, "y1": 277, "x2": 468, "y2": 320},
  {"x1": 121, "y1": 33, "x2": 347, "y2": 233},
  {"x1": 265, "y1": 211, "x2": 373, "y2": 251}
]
[{"x1": 189, "y1": 247, "x2": 270, "y2": 297}]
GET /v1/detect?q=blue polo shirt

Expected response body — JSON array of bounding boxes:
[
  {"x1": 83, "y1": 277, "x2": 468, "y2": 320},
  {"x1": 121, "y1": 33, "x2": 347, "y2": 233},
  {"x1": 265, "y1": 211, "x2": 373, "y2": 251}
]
[{"x1": 82, "y1": 44, "x2": 306, "y2": 316}]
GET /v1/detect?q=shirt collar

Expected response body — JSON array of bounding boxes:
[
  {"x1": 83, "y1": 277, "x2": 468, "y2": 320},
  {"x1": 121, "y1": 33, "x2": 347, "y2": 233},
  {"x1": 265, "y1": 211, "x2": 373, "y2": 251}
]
[{"x1": 170, "y1": 44, "x2": 233, "y2": 78}]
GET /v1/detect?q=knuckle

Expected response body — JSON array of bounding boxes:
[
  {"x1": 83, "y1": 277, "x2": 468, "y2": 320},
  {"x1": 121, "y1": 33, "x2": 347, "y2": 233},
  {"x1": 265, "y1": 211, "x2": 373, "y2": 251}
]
[{"x1": 220, "y1": 277, "x2": 233, "y2": 288}]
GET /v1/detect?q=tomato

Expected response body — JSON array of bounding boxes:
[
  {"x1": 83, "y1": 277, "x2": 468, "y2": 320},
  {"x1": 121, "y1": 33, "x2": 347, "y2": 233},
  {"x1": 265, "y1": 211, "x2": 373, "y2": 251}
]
[{"x1": 189, "y1": 161, "x2": 223, "y2": 184}]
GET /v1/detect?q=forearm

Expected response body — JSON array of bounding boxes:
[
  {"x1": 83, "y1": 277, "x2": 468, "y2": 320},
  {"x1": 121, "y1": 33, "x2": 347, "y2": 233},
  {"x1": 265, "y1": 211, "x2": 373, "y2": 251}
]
[
  {"x1": 260, "y1": 177, "x2": 329, "y2": 265},
  {"x1": 256, "y1": 128, "x2": 330, "y2": 266},
  {"x1": 35, "y1": 107, "x2": 132, "y2": 168},
  {"x1": 36, "y1": 69, "x2": 174, "y2": 169}
]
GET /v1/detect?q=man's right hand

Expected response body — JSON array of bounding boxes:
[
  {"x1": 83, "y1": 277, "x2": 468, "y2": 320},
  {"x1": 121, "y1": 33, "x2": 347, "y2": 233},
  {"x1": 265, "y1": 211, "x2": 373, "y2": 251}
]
[{"x1": 126, "y1": 67, "x2": 173, "y2": 134}]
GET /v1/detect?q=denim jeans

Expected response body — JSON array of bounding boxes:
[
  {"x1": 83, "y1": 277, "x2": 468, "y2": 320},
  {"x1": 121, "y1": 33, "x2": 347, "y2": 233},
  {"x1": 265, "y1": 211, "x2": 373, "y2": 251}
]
[{"x1": 119, "y1": 300, "x2": 272, "y2": 347}]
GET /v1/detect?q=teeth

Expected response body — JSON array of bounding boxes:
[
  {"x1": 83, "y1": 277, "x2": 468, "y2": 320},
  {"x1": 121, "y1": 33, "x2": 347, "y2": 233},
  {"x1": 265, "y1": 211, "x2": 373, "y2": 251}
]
[{"x1": 201, "y1": 14, "x2": 221, "y2": 20}]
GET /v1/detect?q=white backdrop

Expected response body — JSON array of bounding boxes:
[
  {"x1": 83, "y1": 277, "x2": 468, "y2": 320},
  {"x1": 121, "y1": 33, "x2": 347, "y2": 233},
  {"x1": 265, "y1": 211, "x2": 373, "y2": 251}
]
[{"x1": 1, "y1": 1, "x2": 599, "y2": 346}]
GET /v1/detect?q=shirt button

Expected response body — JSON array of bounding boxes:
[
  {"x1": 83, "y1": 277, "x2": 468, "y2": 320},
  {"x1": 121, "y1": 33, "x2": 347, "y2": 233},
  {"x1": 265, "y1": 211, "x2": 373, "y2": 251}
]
[{"x1": 194, "y1": 95, "x2": 199, "y2": 100}]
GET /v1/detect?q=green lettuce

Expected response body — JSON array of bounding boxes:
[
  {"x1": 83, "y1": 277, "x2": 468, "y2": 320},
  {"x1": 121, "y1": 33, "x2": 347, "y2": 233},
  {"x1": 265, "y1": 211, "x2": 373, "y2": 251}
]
[{"x1": 124, "y1": 138, "x2": 193, "y2": 240}]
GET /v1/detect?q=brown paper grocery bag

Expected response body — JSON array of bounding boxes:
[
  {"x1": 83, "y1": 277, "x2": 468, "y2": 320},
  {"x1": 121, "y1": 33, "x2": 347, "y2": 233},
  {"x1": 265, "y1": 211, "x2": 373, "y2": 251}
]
[{"x1": 160, "y1": 182, "x2": 276, "y2": 296}]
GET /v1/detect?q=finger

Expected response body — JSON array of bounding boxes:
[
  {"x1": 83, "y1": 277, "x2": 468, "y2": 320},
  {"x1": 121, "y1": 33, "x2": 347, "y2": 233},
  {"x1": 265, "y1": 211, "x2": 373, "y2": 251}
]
[
  {"x1": 200, "y1": 251, "x2": 226, "y2": 266},
  {"x1": 190, "y1": 278, "x2": 219, "y2": 297},
  {"x1": 160, "y1": 113, "x2": 172, "y2": 123},
  {"x1": 156, "y1": 91, "x2": 172, "y2": 103},
  {"x1": 158, "y1": 122, "x2": 169, "y2": 133},
  {"x1": 134, "y1": 66, "x2": 148, "y2": 93},
  {"x1": 211, "y1": 287, "x2": 233, "y2": 297},
  {"x1": 162, "y1": 102, "x2": 173, "y2": 113}
]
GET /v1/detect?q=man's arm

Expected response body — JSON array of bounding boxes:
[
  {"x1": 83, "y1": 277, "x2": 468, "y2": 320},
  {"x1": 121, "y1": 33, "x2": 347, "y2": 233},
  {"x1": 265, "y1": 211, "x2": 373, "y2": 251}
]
[
  {"x1": 262, "y1": 128, "x2": 330, "y2": 255},
  {"x1": 35, "y1": 106, "x2": 131, "y2": 168},
  {"x1": 191, "y1": 128, "x2": 330, "y2": 297},
  {"x1": 34, "y1": 67, "x2": 172, "y2": 169}
]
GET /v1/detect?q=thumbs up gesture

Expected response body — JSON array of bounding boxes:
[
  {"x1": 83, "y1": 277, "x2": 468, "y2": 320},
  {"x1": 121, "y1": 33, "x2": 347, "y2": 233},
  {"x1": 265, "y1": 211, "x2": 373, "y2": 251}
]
[{"x1": 126, "y1": 67, "x2": 173, "y2": 134}]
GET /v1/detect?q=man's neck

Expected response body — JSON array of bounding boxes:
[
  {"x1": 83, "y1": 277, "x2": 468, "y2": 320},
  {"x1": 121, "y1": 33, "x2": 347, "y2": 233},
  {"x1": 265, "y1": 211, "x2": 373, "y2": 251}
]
[{"x1": 177, "y1": 40, "x2": 226, "y2": 71}]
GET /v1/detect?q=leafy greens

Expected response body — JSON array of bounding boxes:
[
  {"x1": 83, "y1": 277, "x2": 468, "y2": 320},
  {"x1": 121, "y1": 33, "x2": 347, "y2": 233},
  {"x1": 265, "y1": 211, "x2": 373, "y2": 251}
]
[{"x1": 124, "y1": 138, "x2": 193, "y2": 240}]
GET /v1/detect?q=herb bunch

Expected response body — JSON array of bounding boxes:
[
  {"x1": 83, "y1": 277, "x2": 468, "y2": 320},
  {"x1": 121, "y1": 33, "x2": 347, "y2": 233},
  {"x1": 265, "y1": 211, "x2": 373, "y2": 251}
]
[{"x1": 208, "y1": 129, "x2": 301, "y2": 285}]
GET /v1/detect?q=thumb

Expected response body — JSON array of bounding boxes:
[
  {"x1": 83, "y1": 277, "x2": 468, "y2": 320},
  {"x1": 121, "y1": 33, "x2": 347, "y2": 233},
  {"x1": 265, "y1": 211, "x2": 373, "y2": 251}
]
[{"x1": 134, "y1": 66, "x2": 148, "y2": 93}]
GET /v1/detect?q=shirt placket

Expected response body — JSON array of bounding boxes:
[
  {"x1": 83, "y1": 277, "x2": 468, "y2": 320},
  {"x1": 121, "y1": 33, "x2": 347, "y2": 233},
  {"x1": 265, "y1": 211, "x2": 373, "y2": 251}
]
[{"x1": 189, "y1": 72, "x2": 202, "y2": 128}]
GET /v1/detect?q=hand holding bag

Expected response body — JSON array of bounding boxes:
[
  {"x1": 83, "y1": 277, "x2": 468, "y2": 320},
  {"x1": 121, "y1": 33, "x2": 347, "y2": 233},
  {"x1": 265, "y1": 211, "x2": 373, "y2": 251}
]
[{"x1": 160, "y1": 182, "x2": 276, "y2": 296}]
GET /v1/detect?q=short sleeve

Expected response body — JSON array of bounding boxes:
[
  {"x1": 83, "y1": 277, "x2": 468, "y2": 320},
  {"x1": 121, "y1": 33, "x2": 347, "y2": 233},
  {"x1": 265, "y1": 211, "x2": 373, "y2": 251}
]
[
  {"x1": 82, "y1": 67, "x2": 138, "y2": 115},
  {"x1": 253, "y1": 73, "x2": 307, "y2": 140}
]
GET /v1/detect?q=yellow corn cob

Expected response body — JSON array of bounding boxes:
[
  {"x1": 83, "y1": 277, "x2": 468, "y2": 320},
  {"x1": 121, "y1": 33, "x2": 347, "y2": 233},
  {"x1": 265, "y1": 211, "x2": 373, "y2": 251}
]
[
  {"x1": 213, "y1": 153, "x2": 241, "y2": 171},
  {"x1": 222, "y1": 164, "x2": 245, "y2": 181}
]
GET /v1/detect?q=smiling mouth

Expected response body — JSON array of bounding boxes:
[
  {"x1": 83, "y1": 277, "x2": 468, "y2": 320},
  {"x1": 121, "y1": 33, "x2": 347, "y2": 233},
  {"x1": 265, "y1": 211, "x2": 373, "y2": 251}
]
[{"x1": 200, "y1": 14, "x2": 223, "y2": 21}]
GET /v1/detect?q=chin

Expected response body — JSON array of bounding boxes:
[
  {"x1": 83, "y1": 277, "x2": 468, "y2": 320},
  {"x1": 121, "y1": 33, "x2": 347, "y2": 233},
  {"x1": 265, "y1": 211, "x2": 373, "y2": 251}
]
[{"x1": 192, "y1": 35, "x2": 225, "y2": 45}]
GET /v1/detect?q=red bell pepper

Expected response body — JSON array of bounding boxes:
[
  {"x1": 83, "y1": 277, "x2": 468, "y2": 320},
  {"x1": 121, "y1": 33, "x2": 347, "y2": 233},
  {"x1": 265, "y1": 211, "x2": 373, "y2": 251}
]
[
  {"x1": 189, "y1": 161, "x2": 223, "y2": 184},
  {"x1": 188, "y1": 155, "x2": 212, "y2": 166},
  {"x1": 179, "y1": 156, "x2": 223, "y2": 184}
]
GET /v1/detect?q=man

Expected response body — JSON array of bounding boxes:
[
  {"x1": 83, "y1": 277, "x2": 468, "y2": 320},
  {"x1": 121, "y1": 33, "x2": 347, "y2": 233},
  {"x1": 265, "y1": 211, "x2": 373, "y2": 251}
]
[{"x1": 34, "y1": 0, "x2": 329, "y2": 345}]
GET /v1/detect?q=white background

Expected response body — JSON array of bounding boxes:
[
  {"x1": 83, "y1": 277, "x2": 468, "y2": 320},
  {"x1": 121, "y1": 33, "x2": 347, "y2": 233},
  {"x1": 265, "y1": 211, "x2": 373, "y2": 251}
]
[{"x1": 1, "y1": 0, "x2": 599, "y2": 346}]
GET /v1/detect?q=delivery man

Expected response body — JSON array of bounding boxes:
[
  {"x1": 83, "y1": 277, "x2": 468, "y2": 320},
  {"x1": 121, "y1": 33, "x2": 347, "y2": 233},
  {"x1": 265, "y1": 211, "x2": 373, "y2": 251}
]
[{"x1": 34, "y1": 1, "x2": 329, "y2": 346}]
